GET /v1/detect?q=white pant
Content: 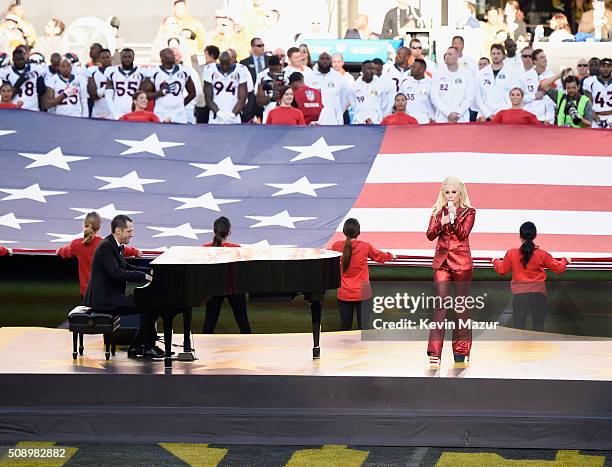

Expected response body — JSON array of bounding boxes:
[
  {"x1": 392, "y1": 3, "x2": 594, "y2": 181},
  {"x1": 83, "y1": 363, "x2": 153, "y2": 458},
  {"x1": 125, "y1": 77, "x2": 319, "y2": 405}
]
[{"x1": 156, "y1": 106, "x2": 188, "y2": 124}]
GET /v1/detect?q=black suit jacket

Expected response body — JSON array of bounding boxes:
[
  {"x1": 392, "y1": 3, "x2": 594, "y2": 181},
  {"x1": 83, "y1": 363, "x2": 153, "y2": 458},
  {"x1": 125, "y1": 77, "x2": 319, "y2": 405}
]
[
  {"x1": 381, "y1": 6, "x2": 424, "y2": 38},
  {"x1": 82, "y1": 235, "x2": 149, "y2": 310},
  {"x1": 240, "y1": 54, "x2": 270, "y2": 82}
]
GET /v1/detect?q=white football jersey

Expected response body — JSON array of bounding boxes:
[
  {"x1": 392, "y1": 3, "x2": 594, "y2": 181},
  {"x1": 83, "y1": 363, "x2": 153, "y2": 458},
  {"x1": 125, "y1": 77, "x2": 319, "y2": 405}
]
[
  {"x1": 430, "y1": 66, "x2": 474, "y2": 123},
  {"x1": 522, "y1": 68, "x2": 555, "y2": 123},
  {"x1": 148, "y1": 64, "x2": 191, "y2": 123},
  {"x1": 475, "y1": 64, "x2": 522, "y2": 118},
  {"x1": 105, "y1": 66, "x2": 146, "y2": 116},
  {"x1": 88, "y1": 66, "x2": 111, "y2": 119},
  {"x1": 383, "y1": 63, "x2": 412, "y2": 93},
  {"x1": 0, "y1": 64, "x2": 45, "y2": 111},
  {"x1": 45, "y1": 73, "x2": 88, "y2": 117},
  {"x1": 350, "y1": 75, "x2": 391, "y2": 124},
  {"x1": 399, "y1": 76, "x2": 434, "y2": 124},
  {"x1": 584, "y1": 77, "x2": 612, "y2": 128},
  {"x1": 305, "y1": 68, "x2": 349, "y2": 125},
  {"x1": 203, "y1": 64, "x2": 248, "y2": 116}
]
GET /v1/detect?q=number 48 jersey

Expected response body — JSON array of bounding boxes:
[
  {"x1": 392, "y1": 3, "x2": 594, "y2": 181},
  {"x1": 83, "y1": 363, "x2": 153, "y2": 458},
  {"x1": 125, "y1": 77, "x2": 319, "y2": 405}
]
[
  {"x1": 0, "y1": 64, "x2": 45, "y2": 111},
  {"x1": 203, "y1": 64, "x2": 249, "y2": 113},
  {"x1": 104, "y1": 66, "x2": 146, "y2": 116}
]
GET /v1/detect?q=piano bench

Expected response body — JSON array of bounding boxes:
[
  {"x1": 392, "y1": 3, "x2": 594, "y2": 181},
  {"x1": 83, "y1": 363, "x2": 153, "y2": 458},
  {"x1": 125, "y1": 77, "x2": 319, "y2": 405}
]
[{"x1": 68, "y1": 306, "x2": 120, "y2": 360}]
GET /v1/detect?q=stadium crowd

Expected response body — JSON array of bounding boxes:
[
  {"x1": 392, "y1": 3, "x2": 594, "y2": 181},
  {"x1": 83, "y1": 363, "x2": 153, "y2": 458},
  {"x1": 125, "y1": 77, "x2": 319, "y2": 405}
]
[{"x1": 0, "y1": 0, "x2": 610, "y2": 128}]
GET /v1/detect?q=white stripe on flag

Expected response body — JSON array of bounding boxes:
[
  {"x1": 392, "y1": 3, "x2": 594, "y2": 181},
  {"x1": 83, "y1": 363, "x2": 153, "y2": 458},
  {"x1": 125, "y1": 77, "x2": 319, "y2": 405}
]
[
  {"x1": 367, "y1": 153, "x2": 612, "y2": 186},
  {"x1": 341, "y1": 208, "x2": 612, "y2": 236}
]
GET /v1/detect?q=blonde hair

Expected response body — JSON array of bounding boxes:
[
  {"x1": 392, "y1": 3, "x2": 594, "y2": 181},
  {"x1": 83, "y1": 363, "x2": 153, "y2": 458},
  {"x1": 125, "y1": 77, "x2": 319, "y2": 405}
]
[
  {"x1": 83, "y1": 212, "x2": 102, "y2": 245},
  {"x1": 432, "y1": 176, "x2": 472, "y2": 215}
]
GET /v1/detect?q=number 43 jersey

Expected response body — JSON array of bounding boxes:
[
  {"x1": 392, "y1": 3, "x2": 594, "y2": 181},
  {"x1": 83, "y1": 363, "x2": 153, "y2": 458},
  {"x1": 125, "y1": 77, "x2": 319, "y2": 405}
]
[
  {"x1": 104, "y1": 66, "x2": 146, "y2": 116},
  {"x1": 203, "y1": 64, "x2": 249, "y2": 114},
  {"x1": 0, "y1": 64, "x2": 46, "y2": 111}
]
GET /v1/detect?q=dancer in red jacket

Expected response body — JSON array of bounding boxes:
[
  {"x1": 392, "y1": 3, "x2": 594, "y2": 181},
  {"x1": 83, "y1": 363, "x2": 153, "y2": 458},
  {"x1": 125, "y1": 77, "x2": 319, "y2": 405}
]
[
  {"x1": 57, "y1": 212, "x2": 141, "y2": 298},
  {"x1": 331, "y1": 218, "x2": 394, "y2": 330},
  {"x1": 493, "y1": 221, "x2": 570, "y2": 331},
  {"x1": 426, "y1": 176, "x2": 476, "y2": 365}
]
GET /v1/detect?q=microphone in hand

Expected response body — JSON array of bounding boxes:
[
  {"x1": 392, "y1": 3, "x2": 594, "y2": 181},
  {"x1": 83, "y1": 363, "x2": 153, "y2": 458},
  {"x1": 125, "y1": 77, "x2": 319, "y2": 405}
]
[{"x1": 447, "y1": 201, "x2": 455, "y2": 223}]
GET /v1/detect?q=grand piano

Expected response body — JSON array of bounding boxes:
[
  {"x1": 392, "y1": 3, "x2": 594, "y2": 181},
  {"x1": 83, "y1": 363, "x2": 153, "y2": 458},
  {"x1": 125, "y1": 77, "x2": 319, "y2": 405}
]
[{"x1": 134, "y1": 246, "x2": 342, "y2": 366}]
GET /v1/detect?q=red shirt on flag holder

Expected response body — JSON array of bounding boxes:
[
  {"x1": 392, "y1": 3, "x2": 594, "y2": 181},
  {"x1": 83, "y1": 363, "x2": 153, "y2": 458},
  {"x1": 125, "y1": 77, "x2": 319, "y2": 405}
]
[
  {"x1": 266, "y1": 106, "x2": 306, "y2": 125},
  {"x1": 293, "y1": 86, "x2": 323, "y2": 124},
  {"x1": 490, "y1": 109, "x2": 541, "y2": 125},
  {"x1": 0, "y1": 246, "x2": 11, "y2": 256},
  {"x1": 57, "y1": 237, "x2": 141, "y2": 295},
  {"x1": 120, "y1": 110, "x2": 161, "y2": 123},
  {"x1": 382, "y1": 113, "x2": 419, "y2": 126},
  {"x1": 202, "y1": 242, "x2": 241, "y2": 247},
  {"x1": 493, "y1": 248, "x2": 568, "y2": 294}
]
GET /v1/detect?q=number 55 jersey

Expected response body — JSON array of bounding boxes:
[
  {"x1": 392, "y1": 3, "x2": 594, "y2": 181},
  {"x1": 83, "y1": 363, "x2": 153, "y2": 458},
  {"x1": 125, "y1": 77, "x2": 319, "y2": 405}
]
[{"x1": 104, "y1": 65, "x2": 146, "y2": 117}]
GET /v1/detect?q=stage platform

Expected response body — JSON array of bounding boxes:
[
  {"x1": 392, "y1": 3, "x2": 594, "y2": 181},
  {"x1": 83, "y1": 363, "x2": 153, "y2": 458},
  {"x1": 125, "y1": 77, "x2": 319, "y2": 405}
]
[{"x1": 0, "y1": 327, "x2": 611, "y2": 449}]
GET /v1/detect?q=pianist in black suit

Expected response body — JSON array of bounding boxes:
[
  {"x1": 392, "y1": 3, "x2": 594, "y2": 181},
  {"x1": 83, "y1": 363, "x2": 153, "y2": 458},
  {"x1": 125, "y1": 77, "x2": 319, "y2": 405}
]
[
  {"x1": 201, "y1": 217, "x2": 252, "y2": 334},
  {"x1": 82, "y1": 215, "x2": 164, "y2": 359}
]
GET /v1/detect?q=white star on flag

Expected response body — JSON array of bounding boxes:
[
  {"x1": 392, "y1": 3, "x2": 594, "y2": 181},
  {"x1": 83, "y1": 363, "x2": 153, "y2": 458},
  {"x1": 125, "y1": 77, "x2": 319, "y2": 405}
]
[
  {"x1": 70, "y1": 203, "x2": 143, "y2": 220},
  {"x1": 190, "y1": 156, "x2": 259, "y2": 179},
  {"x1": 95, "y1": 170, "x2": 165, "y2": 192},
  {"x1": 0, "y1": 183, "x2": 67, "y2": 203},
  {"x1": 246, "y1": 210, "x2": 316, "y2": 229},
  {"x1": 266, "y1": 176, "x2": 337, "y2": 197},
  {"x1": 243, "y1": 240, "x2": 296, "y2": 248},
  {"x1": 147, "y1": 223, "x2": 211, "y2": 239},
  {"x1": 115, "y1": 133, "x2": 185, "y2": 157},
  {"x1": 0, "y1": 212, "x2": 43, "y2": 229},
  {"x1": 47, "y1": 232, "x2": 83, "y2": 243},
  {"x1": 169, "y1": 192, "x2": 241, "y2": 211},
  {"x1": 0, "y1": 130, "x2": 16, "y2": 137},
  {"x1": 284, "y1": 137, "x2": 353, "y2": 162},
  {"x1": 18, "y1": 147, "x2": 89, "y2": 171}
]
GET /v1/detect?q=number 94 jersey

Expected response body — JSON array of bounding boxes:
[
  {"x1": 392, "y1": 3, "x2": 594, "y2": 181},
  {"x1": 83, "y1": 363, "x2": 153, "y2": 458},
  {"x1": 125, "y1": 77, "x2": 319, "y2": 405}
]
[
  {"x1": 104, "y1": 66, "x2": 146, "y2": 116},
  {"x1": 203, "y1": 64, "x2": 249, "y2": 113},
  {"x1": 148, "y1": 64, "x2": 191, "y2": 112},
  {"x1": 0, "y1": 64, "x2": 45, "y2": 111}
]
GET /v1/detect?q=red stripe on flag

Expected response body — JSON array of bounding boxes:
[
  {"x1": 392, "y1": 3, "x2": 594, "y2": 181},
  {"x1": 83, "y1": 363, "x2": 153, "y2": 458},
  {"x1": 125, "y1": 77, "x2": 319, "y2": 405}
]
[
  {"x1": 380, "y1": 124, "x2": 612, "y2": 156},
  {"x1": 355, "y1": 183, "x2": 612, "y2": 211},
  {"x1": 327, "y1": 232, "x2": 611, "y2": 253}
]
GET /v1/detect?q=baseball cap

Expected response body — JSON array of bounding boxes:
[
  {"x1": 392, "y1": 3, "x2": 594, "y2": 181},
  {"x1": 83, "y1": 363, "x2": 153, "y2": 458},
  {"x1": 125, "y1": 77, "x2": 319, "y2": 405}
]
[
  {"x1": 600, "y1": 58, "x2": 612, "y2": 65},
  {"x1": 288, "y1": 72, "x2": 304, "y2": 83}
]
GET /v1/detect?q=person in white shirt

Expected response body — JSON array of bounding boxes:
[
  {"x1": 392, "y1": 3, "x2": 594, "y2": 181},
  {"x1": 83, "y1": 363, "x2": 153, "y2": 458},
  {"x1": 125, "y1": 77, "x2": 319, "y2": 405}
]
[
  {"x1": 283, "y1": 47, "x2": 311, "y2": 80},
  {"x1": 103, "y1": 48, "x2": 147, "y2": 120},
  {"x1": 522, "y1": 48, "x2": 555, "y2": 123},
  {"x1": 408, "y1": 38, "x2": 437, "y2": 78},
  {"x1": 383, "y1": 46, "x2": 412, "y2": 93},
  {"x1": 171, "y1": 46, "x2": 202, "y2": 124},
  {"x1": 431, "y1": 47, "x2": 475, "y2": 123},
  {"x1": 142, "y1": 48, "x2": 196, "y2": 124},
  {"x1": 305, "y1": 52, "x2": 349, "y2": 125},
  {"x1": 350, "y1": 60, "x2": 391, "y2": 124},
  {"x1": 452, "y1": 36, "x2": 477, "y2": 76},
  {"x1": 203, "y1": 50, "x2": 248, "y2": 124},
  {"x1": 373, "y1": 58, "x2": 396, "y2": 116},
  {"x1": 87, "y1": 48, "x2": 113, "y2": 119},
  {"x1": 399, "y1": 58, "x2": 434, "y2": 124},
  {"x1": 0, "y1": 48, "x2": 45, "y2": 111},
  {"x1": 503, "y1": 38, "x2": 522, "y2": 74},
  {"x1": 43, "y1": 58, "x2": 89, "y2": 117},
  {"x1": 332, "y1": 53, "x2": 355, "y2": 87},
  {"x1": 475, "y1": 44, "x2": 522, "y2": 120}
]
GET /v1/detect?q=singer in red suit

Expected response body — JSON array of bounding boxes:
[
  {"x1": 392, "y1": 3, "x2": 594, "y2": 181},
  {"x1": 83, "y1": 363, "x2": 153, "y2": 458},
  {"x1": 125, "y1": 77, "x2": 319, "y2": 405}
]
[{"x1": 426, "y1": 176, "x2": 476, "y2": 365}]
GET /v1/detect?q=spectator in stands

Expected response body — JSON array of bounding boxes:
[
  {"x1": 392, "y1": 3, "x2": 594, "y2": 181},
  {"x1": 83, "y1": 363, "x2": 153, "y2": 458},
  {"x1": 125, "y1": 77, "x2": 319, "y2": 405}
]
[
  {"x1": 109, "y1": 16, "x2": 124, "y2": 64},
  {"x1": 151, "y1": 16, "x2": 181, "y2": 62},
  {"x1": 289, "y1": 72, "x2": 323, "y2": 125},
  {"x1": 478, "y1": 57, "x2": 490, "y2": 70},
  {"x1": 540, "y1": 71, "x2": 593, "y2": 127},
  {"x1": 266, "y1": 85, "x2": 306, "y2": 125},
  {"x1": 0, "y1": 81, "x2": 22, "y2": 108},
  {"x1": 273, "y1": 48, "x2": 287, "y2": 68},
  {"x1": 462, "y1": 0, "x2": 480, "y2": 29},
  {"x1": 578, "y1": 0, "x2": 612, "y2": 40},
  {"x1": 490, "y1": 88, "x2": 540, "y2": 125},
  {"x1": 381, "y1": 93, "x2": 418, "y2": 125},
  {"x1": 576, "y1": 58, "x2": 590, "y2": 82},
  {"x1": 431, "y1": 47, "x2": 474, "y2": 123},
  {"x1": 256, "y1": 55, "x2": 287, "y2": 123},
  {"x1": 481, "y1": 6, "x2": 507, "y2": 58},
  {"x1": 548, "y1": 13, "x2": 574, "y2": 42},
  {"x1": 244, "y1": 0, "x2": 268, "y2": 37},
  {"x1": 344, "y1": 14, "x2": 372, "y2": 39},
  {"x1": 255, "y1": 9, "x2": 286, "y2": 51},
  {"x1": 504, "y1": 1, "x2": 527, "y2": 41},
  {"x1": 210, "y1": 10, "x2": 247, "y2": 59},
  {"x1": 381, "y1": 0, "x2": 425, "y2": 38},
  {"x1": 299, "y1": 44, "x2": 313, "y2": 69},
  {"x1": 34, "y1": 18, "x2": 65, "y2": 60},
  {"x1": 5, "y1": 3, "x2": 36, "y2": 47},
  {"x1": 0, "y1": 13, "x2": 26, "y2": 54},
  {"x1": 306, "y1": 52, "x2": 350, "y2": 125},
  {"x1": 120, "y1": 91, "x2": 162, "y2": 122},
  {"x1": 350, "y1": 60, "x2": 391, "y2": 124},
  {"x1": 172, "y1": 0, "x2": 206, "y2": 50},
  {"x1": 332, "y1": 54, "x2": 355, "y2": 86},
  {"x1": 180, "y1": 28, "x2": 198, "y2": 64},
  {"x1": 57, "y1": 212, "x2": 142, "y2": 299}
]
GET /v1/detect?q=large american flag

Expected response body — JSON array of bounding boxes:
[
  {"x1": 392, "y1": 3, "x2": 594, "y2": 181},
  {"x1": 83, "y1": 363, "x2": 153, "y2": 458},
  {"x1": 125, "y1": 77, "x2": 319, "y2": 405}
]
[{"x1": 1, "y1": 110, "x2": 611, "y2": 264}]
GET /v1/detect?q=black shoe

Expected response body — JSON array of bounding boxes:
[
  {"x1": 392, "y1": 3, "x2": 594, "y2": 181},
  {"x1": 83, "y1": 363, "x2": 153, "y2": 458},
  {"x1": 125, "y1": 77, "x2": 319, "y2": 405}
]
[
  {"x1": 313, "y1": 346, "x2": 320, "y2": 359},
  {"x1": 127, "y1": 345, "x2": 143, "y2": 358},
  {"x1": 454, "y1": 354, "x2": 466, "y2": 363},
  {"x1": 142, "y1": 346, "x2": 165, "y2": 359}
]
